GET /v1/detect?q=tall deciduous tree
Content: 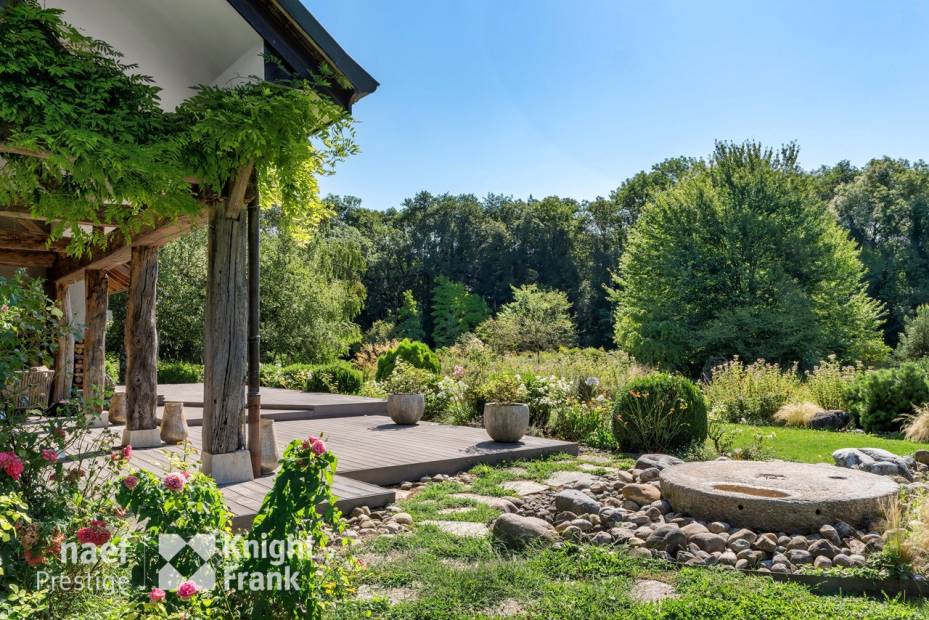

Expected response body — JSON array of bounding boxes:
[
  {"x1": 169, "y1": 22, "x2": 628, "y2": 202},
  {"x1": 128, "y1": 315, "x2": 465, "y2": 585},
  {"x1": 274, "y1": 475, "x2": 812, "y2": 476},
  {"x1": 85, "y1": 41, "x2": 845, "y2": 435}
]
[
  {"x1": 611, "y1": 142, "x2": 888, "y2": 373},
  {"x1": 829, "y1": 158, "x2": 929, "y2": 343},
  {"x1": 477, "y1": 284, "x2": 576, "y2": 353}
]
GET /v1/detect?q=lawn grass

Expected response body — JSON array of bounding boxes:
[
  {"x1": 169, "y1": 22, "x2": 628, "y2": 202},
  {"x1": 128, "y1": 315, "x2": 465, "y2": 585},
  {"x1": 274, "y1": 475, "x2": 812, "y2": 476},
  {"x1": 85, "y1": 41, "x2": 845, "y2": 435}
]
[
  {"x1": 721, "y1": 423, "x2": 929, "y2": 463},
  {"x1": 340, "y1": 454, "x2": 928, "y2": 619}
]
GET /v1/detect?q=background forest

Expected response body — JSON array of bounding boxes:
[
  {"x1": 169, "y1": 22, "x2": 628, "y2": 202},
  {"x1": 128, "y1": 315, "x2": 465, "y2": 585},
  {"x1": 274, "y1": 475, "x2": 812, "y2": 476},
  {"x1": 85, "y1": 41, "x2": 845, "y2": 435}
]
[{"x1": 108, "y1": 143, "x2": 929, "y2": 377}]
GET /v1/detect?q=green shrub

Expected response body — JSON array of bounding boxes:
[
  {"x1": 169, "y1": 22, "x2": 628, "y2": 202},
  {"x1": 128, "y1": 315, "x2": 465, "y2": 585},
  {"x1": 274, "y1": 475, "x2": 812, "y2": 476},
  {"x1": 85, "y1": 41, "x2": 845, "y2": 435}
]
[
  {"x1": 613, "y1": 373, "x2": 707, "y2": 453},
  {"x1": 803, "y1": 355, "x2": 859, "y2": 411},
  {"x1": 521, "y1": 373, "x2": 573, "y2": 427},
  {"x1": 703, "y1": 358, "x2": 801, "y2": 423},
  {"x1": 157, "y1": 360, "x2": 204, "y2": 384},
  {"x1": 261, "y1": 363, "x2": 311, "y2": 390},
  {"x1": 846, "y1": 362, "x2": 929, "y2": 433},
  {"x1": 104, "y1": 353, "x2": 121, "y2": 385},
  {"x1": 897, "y1": 305, "x2": 929, "y2": 362},
  {"x1": 547, "y1": 402, "x2": 614, "y2": 448},
  {"x1": 475, "y1": 373, "x2": 528, "y2": 405},
  {"x1": 375, "y1": 339, "x2": 440, "y2": 381},
  {"x1": 306, "y1": 361, "x2": 363, "y2": 394}
]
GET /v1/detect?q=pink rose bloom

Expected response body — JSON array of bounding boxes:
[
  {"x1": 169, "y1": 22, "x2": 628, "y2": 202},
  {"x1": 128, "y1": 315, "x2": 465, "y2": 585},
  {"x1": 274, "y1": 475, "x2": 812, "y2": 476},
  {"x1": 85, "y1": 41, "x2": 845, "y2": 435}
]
[
  {"x1": 122, "y1": 445, "x2": 133, "y2": 460},
  {"x1": 76, "y1": 519, "x2": 111, "y2": 546},
  {"x1": 122, "y1": 475, "x2": 139, "y2": 490},
  {"x1": 310, "y1": 437, "x2": 327, "y2": 456},
  {"x1": 181, "y1": 470, "x2": 191, "y2": 480},
  {"x1": 149, "y1": 587, "x2": 166, "y2": 603},
  {"x1": 176, "y1": 580, "x2": 198, "y2": 600},
  {"x1": 163, "y1": 472, "x2": 186, "y2": 492},
  {"x1": 453, "y1": 365, "x2": 465, "y2": 379},
  {"x1": 41, "y1": 448, "x2": 58, "y2": 463},
  {"x1": 0, "y1": 452, "x2": 24, "y2": 481}
]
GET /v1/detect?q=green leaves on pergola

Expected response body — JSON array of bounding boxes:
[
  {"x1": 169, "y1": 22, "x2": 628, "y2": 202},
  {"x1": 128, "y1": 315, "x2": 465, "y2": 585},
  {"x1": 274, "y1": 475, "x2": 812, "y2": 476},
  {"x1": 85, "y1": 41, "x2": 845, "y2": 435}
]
[{"x1": 0, "y1": 1, "x2": 356, "y2": 254}]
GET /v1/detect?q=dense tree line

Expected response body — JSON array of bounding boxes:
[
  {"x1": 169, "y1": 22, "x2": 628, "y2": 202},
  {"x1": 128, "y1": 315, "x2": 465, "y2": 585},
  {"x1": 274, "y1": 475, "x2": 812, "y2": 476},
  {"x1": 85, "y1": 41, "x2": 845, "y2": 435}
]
[
  {"x1": 328, "y1": 148, "x2": 929, "y2": 359},
  {"x1": 139, "y1": 143, "x2": 929, "y2": 371}
]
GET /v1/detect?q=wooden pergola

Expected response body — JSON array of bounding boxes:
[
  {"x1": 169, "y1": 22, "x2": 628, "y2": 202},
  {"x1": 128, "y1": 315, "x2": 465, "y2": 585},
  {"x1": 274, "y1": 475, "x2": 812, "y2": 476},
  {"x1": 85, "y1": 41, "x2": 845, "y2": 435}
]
[{"x1": 0, "y1": 0, "x2": 377, "y2": 483}]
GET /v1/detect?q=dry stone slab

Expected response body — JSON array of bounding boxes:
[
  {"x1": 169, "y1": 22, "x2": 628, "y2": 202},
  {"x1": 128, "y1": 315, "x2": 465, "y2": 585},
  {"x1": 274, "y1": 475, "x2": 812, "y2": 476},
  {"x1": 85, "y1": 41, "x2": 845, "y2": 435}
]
[
  {"x1": 545, "y1": 470, "x2": 600, "y2": 488},
  {"x1": 630, "y1": 579, "x2": 678, "y2": 603},
  {"x1": 501, "y1": 480, "x2": 549, "y2": 496},
  {"x1": 421, "y1": 520, "x2": 489, "y2": 538}
]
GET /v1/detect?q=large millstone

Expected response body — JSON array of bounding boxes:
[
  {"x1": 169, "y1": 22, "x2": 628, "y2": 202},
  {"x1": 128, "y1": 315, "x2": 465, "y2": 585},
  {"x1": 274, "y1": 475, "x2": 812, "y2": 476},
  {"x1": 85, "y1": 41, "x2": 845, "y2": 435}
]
[{"x1": 660, "y1": 460, "x2": 898, "y2": 533}]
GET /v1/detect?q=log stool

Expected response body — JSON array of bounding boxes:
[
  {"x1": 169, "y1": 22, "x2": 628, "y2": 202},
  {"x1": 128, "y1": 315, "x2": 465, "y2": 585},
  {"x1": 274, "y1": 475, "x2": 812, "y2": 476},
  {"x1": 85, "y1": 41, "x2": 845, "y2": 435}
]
[{"x1": 160, "y1": 401, "x2": 188, "y2": 444}]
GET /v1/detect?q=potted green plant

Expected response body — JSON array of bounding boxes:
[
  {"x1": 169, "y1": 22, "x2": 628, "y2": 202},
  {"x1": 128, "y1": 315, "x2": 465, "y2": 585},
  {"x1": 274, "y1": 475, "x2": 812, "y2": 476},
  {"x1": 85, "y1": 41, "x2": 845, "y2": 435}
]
[
  {"x1": 381, "y1": 361, "x2": 431, "y2": 425},
  {"x1": 479, "y1": 374, "x2": 530, "y2": 442}
]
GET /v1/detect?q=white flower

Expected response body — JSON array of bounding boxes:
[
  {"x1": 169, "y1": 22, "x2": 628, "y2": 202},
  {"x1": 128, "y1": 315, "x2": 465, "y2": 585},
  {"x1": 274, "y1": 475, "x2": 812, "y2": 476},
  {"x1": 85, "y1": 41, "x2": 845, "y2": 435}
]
[{"x1": 584, "y1": 376, "x2": 600, "y2": 387}]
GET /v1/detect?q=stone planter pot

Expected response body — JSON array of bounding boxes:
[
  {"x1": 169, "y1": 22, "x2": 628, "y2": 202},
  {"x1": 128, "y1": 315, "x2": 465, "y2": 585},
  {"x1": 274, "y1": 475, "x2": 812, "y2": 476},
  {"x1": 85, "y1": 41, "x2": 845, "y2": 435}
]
[
  {"x1": 160, "y1": 401, "x2": 188, "y2": 444},
  {"x1": 387, "y1": 393, "x2": 424, "y2": 425},
  {"x1": 483, "y1": 403, "x2": 529, "y2": 443}
]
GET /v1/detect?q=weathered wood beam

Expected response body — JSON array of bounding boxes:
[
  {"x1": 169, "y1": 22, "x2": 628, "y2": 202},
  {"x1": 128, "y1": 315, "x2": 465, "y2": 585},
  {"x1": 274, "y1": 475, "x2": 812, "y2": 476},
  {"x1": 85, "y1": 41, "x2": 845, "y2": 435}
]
[
  {"x1": 0, "y1": 205, "x2": 122, "y2": 226},
  {"x1": 51, "y1": 281, "x2": 74, "y2": 403},
  {"x1": 0, "y1": 230, "x2": 70, "y2": 252},
  {"x1": 52, "y1": 213, "x2": 205, "y2": 287},
  {"x1": 0, "y1": 144, "x2": 201, "y2": 185},
  {"x1": 83, "y1": 270, "x2": 108, "y2": 411},
  {"x1": 124, "y1": 246, "x2": 159, "y2": 431},
  {"x1": 0, "y1": 249, "x2": 56, "y2": 267}
]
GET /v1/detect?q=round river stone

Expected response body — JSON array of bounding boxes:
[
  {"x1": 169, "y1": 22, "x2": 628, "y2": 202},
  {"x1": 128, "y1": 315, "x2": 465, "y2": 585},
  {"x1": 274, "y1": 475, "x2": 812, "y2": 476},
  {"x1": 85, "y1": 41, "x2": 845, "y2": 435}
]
[{"x1": 659, "y1": 460, "x2": 898, "y2": 533}]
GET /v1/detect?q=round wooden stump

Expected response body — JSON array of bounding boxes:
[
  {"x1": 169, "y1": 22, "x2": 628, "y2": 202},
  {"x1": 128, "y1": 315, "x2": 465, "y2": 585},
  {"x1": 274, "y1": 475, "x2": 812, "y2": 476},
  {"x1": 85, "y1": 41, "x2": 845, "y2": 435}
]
[
  {"x1": 160, "y1": 401, "x2": 188, "y2": 444},
  {"x1": 259, "y1": 418, "x2": 279, "y2": 474},
  {"x1": 108, "y1": 391, "x2": 127, "y2": 425}
]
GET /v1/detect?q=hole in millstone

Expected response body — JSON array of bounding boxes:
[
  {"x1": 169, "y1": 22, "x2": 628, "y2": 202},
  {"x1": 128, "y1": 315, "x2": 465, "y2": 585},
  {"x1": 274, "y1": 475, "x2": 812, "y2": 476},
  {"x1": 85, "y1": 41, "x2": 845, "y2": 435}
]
[
  {"x1": 737, "y1": 504, "x2": 744, "y2": 510},
  {"x1": 815, "y1": 509, "x2": 822, "y2": 515},
  {"x1": 828, "y1": 476, "x2": 847, "y2": 480}
]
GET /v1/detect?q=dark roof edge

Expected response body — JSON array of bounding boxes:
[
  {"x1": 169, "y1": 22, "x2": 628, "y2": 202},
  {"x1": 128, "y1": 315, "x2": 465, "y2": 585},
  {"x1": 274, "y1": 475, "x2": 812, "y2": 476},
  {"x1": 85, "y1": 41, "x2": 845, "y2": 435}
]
[{"x1": 271, "y1": 0, "x2": 378, "y2": 104}]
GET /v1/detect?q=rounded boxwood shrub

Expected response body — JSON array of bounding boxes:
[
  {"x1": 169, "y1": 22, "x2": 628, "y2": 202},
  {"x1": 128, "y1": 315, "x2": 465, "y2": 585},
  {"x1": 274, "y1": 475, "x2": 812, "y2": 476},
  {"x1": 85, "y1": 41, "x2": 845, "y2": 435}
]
[
  {"x1": 846, "y1": 362, "x2": 929, "y2": 433},
  {"x1": 612, "y1": 373, "x2": 707, "y2": 453},
  {"x1": 307, "y1": 362, "x2": 364, "y2": 394},
  {"x1": 375, "y1": 339, "x2": 440, "y2": 381}
]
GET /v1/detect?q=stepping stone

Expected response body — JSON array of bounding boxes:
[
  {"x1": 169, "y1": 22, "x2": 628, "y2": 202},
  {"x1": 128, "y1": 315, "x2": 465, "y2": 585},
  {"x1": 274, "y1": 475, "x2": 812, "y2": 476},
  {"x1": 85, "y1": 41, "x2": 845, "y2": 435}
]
[
  {"x1": 501, "y1": 480, "x2": 548, "y2": 496},
  {"x1": 580, "y1": 455, "x2": 612, "y2": 463},
  {"x1": 357, "y1": 585, "x2": 419, "y2": 603},
  {"x1": 421, "y1": 520, "x2": 489, "y2": 537},
  {"x1": 484, "y1": 599, "x2": 524, "y2": 617},
  {"x1": 438, "y1": 507, "x2": 472, "y2": 515},
  {"x1": 502, "y1": 466, "x2": 528, "y2": 476},
  {"x1": 578, "y1": 463, "x2": 618, "y2": 473},
  {"x1": 630, "y1": 579, "x2": 678, "y2": 603},
  {"x1": 451, "y1": 493, "x2": 518, "y2": 512},
  {"x1": 545, "y1": 470, "x2": 599, "y2": 487}
]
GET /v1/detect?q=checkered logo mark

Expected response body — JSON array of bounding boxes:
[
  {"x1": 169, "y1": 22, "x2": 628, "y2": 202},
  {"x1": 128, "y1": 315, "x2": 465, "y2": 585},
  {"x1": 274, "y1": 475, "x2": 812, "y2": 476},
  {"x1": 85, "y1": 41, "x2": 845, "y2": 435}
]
[{"x1": 158, "y1": 533, "x2": 216, "y2": 591}]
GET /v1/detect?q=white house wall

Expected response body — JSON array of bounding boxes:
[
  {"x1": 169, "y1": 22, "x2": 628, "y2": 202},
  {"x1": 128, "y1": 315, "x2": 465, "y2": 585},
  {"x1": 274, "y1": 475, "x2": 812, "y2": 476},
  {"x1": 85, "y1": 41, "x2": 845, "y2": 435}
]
[{"x1": 47, "y1": 0, "x2": 265, "y2": 111}]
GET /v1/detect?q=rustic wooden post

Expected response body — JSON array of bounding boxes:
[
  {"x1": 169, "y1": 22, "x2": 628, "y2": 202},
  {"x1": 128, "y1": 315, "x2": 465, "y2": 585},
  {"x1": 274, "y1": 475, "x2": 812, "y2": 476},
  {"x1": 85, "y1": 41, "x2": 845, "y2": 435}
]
[
  {"x1": 122, "y1": 245, "x2": 161, "y2": 447},
  {"x1": 201, "y1": 163, "x2": 254, "y2": 484},
  {"x1": 247, "y1": 180, "x2": 262, "y2": 477},
  {"x1": 51, "y1": 281, "x2": 74, "y2": 403},
  {"x1": 83, "y1": 269, "x2": 109, "y2": 427}
]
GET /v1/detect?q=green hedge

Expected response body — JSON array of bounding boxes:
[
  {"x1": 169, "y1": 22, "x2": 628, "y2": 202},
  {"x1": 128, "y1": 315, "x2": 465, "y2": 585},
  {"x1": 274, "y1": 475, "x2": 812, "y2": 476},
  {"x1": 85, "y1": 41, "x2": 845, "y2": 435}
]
[
  {"x1": 157, "y1": 361, "x2": 204, "y2": 384},
  {"x1": 612, "y1": 373, "x2": 707, "y2": 454},
  {"x1": 306, "y1": 361, "x2": 363, "y2": 395},
  {"x1": 260, "y1": 363, "x2": 313, "y2": 391},
  {"x1": 846, "y1": 362, "x2": 929, "y2": 433},
  {"x1": 375, "y1": 339, "x2": 440, "y2": 381}
]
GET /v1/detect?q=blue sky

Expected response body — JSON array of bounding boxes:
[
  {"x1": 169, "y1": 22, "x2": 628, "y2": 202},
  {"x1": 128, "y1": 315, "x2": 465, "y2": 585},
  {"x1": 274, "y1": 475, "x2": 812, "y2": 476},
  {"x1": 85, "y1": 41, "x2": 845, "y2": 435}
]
[{"x1": 309, "y1": 0, "x2": 929, "y2": 211}]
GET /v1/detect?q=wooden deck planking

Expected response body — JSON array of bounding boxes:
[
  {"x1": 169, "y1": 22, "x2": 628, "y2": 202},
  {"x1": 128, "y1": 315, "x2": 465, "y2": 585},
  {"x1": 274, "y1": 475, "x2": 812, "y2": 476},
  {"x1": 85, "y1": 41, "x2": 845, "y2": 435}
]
[{"x1": 83, "y1": 414, "x2": 577, "y2": 528}]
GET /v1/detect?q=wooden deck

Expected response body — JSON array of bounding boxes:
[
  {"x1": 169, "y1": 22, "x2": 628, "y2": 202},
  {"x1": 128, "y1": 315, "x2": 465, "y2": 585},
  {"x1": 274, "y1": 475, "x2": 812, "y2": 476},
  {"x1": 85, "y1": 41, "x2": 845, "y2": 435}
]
[
  {"x1": 95, "y1": 414, "x2": 578, "y2": 529},
  {"x1": 122, "y1": 383, "x2": 388, "y2": 424}
]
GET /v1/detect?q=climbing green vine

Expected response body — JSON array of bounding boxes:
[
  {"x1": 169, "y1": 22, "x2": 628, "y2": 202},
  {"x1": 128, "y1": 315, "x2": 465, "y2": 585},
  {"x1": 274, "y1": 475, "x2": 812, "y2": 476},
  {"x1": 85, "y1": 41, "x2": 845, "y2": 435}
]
[{"x1": 0, "y1": 0, "x2": 356, "y2": 253}]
